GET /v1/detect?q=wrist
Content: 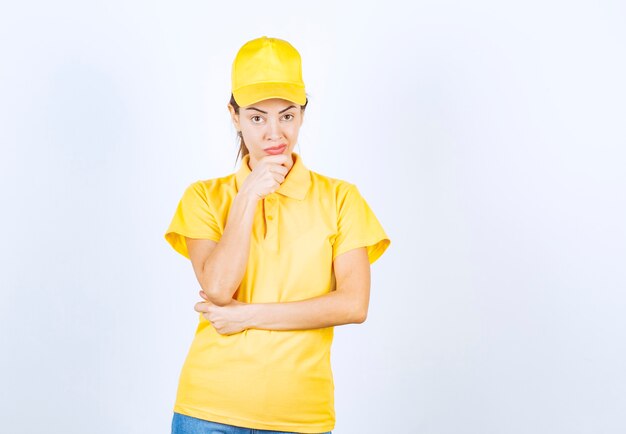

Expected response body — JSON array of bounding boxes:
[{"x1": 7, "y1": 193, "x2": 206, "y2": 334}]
[
  {"x1": 237, "y1": 189, "x2": 260, "y2": 204},
  {"x1": 242, "y1": 303, "x2": 259, "y2": 329}
]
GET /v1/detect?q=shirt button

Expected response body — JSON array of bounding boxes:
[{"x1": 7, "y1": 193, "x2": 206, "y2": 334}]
[{"x1": 267, "y1": 215, "x2": 274, "y2": 220}]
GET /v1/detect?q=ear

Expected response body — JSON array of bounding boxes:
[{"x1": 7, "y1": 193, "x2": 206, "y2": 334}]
[{"x1": 227, "y1": 104, "x2": 241, "y2": 131}]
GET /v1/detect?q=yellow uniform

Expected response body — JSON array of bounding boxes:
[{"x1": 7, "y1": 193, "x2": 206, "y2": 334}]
[{"x1": 164, "y1": 152, "x2": 390, "y2": 433}]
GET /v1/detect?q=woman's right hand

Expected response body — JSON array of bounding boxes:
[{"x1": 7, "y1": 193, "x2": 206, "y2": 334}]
[{"x1": 240, "y1": 154, "x2": 292, "y2": 200}]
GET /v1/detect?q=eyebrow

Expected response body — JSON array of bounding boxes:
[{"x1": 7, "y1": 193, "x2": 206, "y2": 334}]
[{"x1": 244, "y1": 105, "x2": 296, "y2": 114}]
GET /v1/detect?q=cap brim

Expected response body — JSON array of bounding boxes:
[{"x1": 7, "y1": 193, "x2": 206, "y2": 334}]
[{"x1": 233, "y1": 82, "x2": 306, "y2": 106}]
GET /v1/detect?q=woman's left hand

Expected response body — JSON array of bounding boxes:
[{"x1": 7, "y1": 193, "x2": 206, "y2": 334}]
[{"x1": 194, "y1": 291, "x2": 250, "y2": 335}]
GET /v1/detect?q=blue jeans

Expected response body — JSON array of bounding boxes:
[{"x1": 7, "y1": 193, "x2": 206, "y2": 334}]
[{"x1": 171, "y1": 412, "x2": 332, "y2": 434}]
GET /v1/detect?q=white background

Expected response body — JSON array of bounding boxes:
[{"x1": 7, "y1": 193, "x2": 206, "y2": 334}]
[{"x1": 1, "y1": 1, "x2": 625, "y2": 433}]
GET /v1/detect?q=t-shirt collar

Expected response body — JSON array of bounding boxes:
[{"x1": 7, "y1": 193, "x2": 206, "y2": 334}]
[{"x1": 235, "y1": 151, "x2": 311, "y2": 200}]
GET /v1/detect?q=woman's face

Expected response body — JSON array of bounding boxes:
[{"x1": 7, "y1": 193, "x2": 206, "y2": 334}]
[{"x1": 228, "y1": 97, "x2": 304, "y2": 170}]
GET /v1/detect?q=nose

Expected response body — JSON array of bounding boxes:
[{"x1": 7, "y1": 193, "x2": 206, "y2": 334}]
[{"x1": 265, "y1": 117, "x2": 283, "y2": 141}]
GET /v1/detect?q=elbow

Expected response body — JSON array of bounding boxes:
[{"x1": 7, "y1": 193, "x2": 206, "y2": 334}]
[
  {"x1": 353, "y1": 308, "x2": 368, "y2": 324},
  {"x1": 202, "y1": 287, "x2": 233, "y2": 307},
  {"x1": 342, "y1": 292, "x2": 368, "y2": 324},
  {"x1": 199, "y1": 269, "x2": 237, "y2": 306},
  {"x1": 202, "y1": 289, "x2": 232, "y2": 306}
]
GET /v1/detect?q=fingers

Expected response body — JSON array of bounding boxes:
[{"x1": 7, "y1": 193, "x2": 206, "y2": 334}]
[
  {"x1": 261, "y1": 154, "x2": 291, "y2": 164},
  {"x1": 271, "y1": 174, "x2": 285, "y2": 184},
  {"x1": 196, "y1": 291, "x2": 214, "y2": 314},
  {"x1": 194, "y1": 301, "x2": 209, "y2": 313},
  {"x1": 269, "y1": 164, "x2": 289, "y2": 176}
]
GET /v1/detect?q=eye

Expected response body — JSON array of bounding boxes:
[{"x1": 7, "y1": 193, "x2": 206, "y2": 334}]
[
  {"x1": 251, "y1": 115, "x2": 263, "y2": 123},
  {"x1": 282, "y1": 113, "x2": 294, "y2": 121}
]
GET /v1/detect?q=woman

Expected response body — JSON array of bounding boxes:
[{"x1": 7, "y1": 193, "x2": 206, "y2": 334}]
[{"x1": 165, "y1": 36, "x2": 391, "y2": 434}]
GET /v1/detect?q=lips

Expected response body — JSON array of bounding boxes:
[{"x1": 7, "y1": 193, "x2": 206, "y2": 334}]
[
  {"x1": 264, "y1": 144, "x2": 287, "y2": 155},
  {"x1": 264, "y1": 144, "x2": 287, "y2": 151}
]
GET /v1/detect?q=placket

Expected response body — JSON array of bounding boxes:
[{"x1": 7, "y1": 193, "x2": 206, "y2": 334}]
[{"x1": 263, "y1": 193, "x2": 279, "y2": 252}]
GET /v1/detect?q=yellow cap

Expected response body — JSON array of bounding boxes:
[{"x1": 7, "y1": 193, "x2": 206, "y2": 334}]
[{"x1": 231, "y1": 36, "x2": 307, "y2": 107}]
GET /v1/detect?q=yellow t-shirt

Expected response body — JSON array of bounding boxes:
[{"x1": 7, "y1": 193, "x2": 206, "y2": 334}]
[{"x1": 164, "y1": 152, "x2": 390, "y2": 433}]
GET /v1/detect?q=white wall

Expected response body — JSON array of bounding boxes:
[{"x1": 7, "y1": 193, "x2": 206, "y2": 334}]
[{"x1": 1, "y1": 1, "x2": 625, "y2": 433}]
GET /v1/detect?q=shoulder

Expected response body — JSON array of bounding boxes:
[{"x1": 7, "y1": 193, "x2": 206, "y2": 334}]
[
  {"x1": 308, "y1": 170, "x2": 376, "y2": 220},
  {"x1": 186, "y1": 173, "x2": 237, "y2": 202},
  {"x1": 308, "y1": 169, "x2": 357, "y2": 199}
]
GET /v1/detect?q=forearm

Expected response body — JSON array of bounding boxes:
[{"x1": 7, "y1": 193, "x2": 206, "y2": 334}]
[
  {"x1": 244, "y1": 290, "x2": 365, "y2": 331},
  {"x1": 201, "y1": 192, "x2": 258, "y2": 305}
]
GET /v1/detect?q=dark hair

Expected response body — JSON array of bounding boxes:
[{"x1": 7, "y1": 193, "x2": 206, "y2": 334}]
[{"x1": 229, "y1": 93, "x2": 309, "y2": 164}]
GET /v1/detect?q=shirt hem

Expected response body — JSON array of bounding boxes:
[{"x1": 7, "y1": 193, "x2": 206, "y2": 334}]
[{"x1": 173, "y1": 403, "x2": 335, "y2": 433}]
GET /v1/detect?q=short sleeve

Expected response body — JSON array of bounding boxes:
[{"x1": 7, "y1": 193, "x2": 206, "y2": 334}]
[
  {"x1": 332, "y1": 183, "x2": 391, "y2": 264},
  {"x1": 164, "y1": 181, "x2": 222, "y2": 260}
]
